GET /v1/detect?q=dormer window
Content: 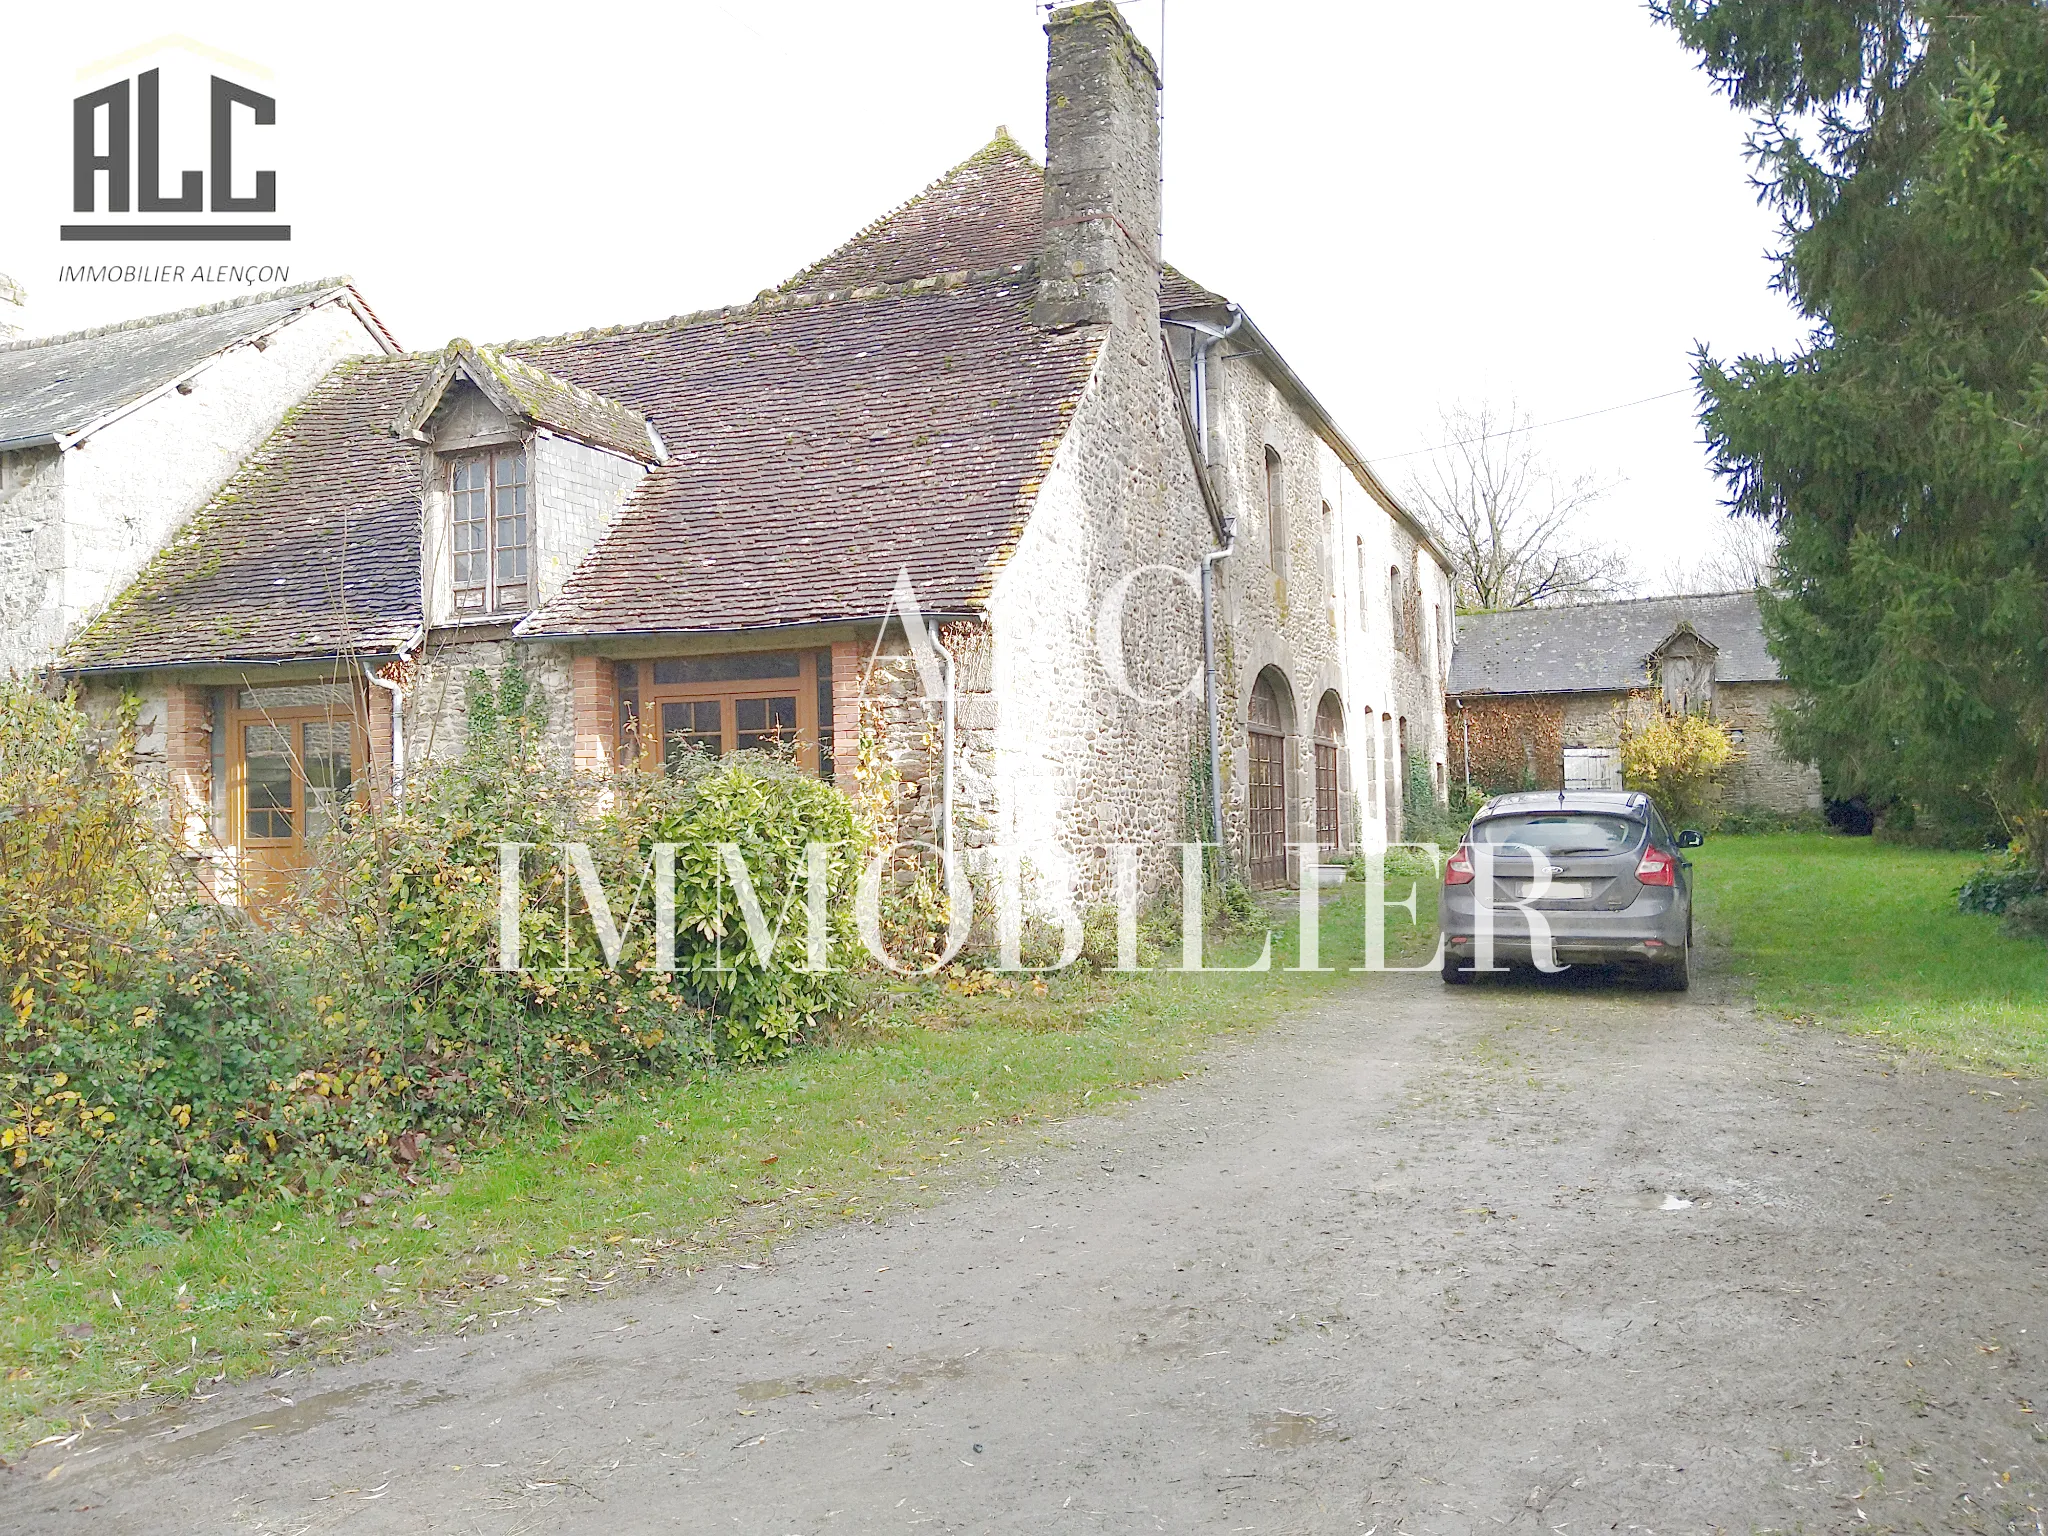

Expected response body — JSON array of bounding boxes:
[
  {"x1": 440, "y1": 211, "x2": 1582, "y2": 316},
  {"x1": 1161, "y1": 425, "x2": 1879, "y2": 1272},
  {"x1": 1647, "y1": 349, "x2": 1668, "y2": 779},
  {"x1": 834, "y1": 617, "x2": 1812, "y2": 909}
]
[{"x1": 451, "y1": 445, "x2": 529, "y2": 614}]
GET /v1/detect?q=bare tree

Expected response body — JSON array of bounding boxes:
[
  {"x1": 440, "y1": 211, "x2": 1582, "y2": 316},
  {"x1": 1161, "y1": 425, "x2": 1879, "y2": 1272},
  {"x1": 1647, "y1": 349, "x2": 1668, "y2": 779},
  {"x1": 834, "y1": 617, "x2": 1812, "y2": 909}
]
[
  {"x1": 1405, "y1": 402, "x2": 1627, "y2": 611},
  {"x1": 1656, "y1": 517, "x2": 1780, "y2": 594}
]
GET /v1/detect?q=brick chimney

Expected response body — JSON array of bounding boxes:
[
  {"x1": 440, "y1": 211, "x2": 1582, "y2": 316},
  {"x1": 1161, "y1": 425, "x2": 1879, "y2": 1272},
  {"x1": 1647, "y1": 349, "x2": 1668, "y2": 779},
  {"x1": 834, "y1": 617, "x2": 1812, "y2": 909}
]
[
  {"x1": 0, "y1": 274, "x2": 24, "y2": 341},
  {"x1": 1031, "y1": 1, "x2": 1162, "y2": 334}
]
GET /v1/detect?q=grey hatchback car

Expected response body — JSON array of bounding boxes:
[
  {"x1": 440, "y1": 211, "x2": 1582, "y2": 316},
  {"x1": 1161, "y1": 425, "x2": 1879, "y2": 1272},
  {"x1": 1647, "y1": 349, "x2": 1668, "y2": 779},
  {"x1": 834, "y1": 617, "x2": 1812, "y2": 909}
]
[{"x1": 1438, "y1": 790, "x2": 1702, "y2": 990}]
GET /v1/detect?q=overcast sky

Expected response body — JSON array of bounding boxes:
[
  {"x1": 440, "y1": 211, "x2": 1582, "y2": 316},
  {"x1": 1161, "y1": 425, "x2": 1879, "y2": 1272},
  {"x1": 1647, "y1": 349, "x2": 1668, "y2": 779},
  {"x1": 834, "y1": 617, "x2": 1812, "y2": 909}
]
[{"x1": 1, "y1": 0, "x2": 1813, "y2": 586}]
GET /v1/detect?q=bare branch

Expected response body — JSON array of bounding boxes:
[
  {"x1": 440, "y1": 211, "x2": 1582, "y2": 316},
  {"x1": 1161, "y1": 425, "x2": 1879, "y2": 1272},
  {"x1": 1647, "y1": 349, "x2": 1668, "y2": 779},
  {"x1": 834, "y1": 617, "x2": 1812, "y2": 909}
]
[{"x1": 1404, "y1": 402, "x2": 1626, "y2": 611}]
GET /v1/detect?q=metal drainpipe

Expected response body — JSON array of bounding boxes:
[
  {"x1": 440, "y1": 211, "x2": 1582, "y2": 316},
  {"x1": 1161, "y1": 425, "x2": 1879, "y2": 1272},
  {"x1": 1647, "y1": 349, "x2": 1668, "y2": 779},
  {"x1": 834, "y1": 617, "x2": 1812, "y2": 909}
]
[
  {"x1": 1166, "y1": 305, "x2": 1245, "y2": 885},
  {"x1": 1201, "y1": 533, "x2": 1234, "y2": 882},
  {"x1": 364, "y1": 625, "x2": 423, "y2": 800},
  {"x1": 929, "y1": 620, "x2": 955, "y2": 869}
]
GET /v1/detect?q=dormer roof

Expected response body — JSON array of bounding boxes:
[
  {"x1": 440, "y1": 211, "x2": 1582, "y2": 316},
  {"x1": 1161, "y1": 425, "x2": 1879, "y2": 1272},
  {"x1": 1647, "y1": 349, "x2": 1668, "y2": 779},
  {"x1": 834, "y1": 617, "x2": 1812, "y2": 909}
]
[{"x1": 393, "y1": 340, "x2": 665, "y2": 464}]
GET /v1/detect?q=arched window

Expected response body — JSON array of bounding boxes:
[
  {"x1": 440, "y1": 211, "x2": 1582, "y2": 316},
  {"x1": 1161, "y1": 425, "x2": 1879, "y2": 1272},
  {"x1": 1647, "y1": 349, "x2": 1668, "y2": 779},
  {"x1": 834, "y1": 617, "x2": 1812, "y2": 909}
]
[
  {"x1": 1264, "y1": 446, "x2": 1287, "y2": 592},
  {"x1": 1247, "y1": 667, "x2": 1293, "y2": 888},
  {"x1": 1388, "y1": 564, "x2": 1404, "y2": 651},
  {"x1": 1313, "y1": 692, "x2": 1345, "y2": 854},
  {"x1": 1355, "y1": 537, "x2": 1368, "y2": 630}
]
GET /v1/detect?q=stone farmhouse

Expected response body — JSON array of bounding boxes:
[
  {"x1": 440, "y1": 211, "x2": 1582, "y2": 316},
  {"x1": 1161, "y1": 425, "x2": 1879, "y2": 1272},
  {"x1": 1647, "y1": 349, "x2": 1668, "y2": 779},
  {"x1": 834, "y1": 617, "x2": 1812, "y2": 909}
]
[
  {"x1": 1446, "y1": 590, "x2": 1821, "y2": 815},
  {"x1": 9, "y1": 2, "x2": 1454, "y2": 911}
]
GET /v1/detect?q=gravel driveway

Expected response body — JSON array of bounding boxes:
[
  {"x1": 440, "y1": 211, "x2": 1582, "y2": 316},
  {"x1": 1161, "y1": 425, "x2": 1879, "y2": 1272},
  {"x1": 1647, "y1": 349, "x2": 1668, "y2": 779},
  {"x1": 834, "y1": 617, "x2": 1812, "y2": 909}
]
[{"x1": 9, "y1": 961, "x2": 2047, "y2": 1534}]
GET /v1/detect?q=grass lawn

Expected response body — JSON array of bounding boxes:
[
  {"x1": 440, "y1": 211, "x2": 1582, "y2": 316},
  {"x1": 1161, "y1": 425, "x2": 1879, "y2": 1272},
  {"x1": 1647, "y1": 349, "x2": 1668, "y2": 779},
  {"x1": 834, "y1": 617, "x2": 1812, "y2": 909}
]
[
  {"x1": 1695, "y1": 832, "x2": 2048, "y2": 1074},
  {"x1": 0, "y1": 868, "x2": 1441, "y2": 1448}
]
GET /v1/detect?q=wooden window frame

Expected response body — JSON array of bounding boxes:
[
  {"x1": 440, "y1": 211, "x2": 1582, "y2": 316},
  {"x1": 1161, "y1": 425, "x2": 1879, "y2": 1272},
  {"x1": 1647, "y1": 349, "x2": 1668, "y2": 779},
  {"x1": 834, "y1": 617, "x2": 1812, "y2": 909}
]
[
  {"x1": 632, "y1": 650, "x2": 830, "y2": 777},
  {"x1": 450, "y1": 444, "x2": 531, "y2": 616}
]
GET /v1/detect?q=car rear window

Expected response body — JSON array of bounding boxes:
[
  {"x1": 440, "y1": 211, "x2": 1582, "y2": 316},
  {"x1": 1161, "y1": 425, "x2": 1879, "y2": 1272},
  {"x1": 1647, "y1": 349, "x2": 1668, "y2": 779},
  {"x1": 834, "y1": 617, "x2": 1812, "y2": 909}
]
[{"x1": 1469, "y1": 812, "x2": 1643, "y2": 855}]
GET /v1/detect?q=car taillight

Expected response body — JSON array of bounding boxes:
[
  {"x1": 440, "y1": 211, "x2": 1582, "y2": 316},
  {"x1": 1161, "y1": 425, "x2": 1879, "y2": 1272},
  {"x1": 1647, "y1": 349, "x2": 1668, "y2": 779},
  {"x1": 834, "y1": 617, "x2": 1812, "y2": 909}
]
[
  {"x1": 1636, "y1": 845, "x2": 1677, "y2": 886},
  {"x1": 1445, "y1": 845, "x2": 1475, "y2": 885}
]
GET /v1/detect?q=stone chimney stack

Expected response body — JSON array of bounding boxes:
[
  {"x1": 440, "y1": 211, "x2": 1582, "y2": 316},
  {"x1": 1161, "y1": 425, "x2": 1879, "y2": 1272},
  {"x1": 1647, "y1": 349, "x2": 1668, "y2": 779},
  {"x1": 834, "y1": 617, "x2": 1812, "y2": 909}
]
[
  {"x1": 1031, "y1": 2, "x2": 1162, "y2": 333},
  {"x1": 0, "y1": 274, "x2": 25, "y2": 341}
]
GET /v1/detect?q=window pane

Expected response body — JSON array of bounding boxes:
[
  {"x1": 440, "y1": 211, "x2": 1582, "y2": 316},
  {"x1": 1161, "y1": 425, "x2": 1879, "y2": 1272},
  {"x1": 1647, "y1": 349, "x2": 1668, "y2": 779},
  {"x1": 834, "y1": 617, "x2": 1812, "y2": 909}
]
[
  {"x1": 1471, "y1": 813, "x2": 1642, "y2": 854},
  {"x1": 651, "y1": 653, "x2": 802, "y2": 684},
  {"x1": 452, "y1": 456, "x2": 489, "y2": 596},
  {"x1": 661, "y1": 700, "x2": 721, "y2": 768},
  {"x1": 736, "y1": 695, "x2": 798, "y2": 753},
  {"x1": 302, "y1": 720, "x2": 353, "y2": 842},
  {"x1": 244, "y1": 724, "x2": 293, "y2": 840}
]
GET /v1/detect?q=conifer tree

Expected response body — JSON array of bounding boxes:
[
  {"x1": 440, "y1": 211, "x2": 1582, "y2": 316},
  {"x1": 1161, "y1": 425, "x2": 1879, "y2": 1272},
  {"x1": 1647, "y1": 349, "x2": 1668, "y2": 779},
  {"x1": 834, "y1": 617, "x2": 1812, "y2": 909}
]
[{"x1": 1656, "y1": 0, "x2": 2048, "y2": 863}]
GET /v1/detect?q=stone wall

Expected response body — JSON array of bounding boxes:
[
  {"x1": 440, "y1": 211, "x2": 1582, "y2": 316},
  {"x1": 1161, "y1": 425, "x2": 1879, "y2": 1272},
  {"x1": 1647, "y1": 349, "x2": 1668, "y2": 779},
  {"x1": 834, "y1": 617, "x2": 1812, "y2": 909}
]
[
  {"x1": 1717, "y1": 680, "x2": 1822, "y2": 813},
  {"x1": 0, "y1": 446, "x2": 65, "y2": 679},
  {"x1": 1193, "y1": 334, "x2": 1455, "y2": 867},
  {"x1": 403, "y1": 630, "x2": 576, "y2": 772},
  {"x1": 1454, "y1": 682, "x2": 1820, "y2": 816},
  {"x1": 1, "y1": 300, "x2": 380, "y2": 677}
]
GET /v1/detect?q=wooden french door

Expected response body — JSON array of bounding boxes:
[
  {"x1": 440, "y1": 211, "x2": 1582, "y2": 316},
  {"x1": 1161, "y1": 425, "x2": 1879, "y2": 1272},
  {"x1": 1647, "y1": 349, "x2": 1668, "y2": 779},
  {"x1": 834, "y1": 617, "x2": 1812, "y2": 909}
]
[
  {"x1": 1247, "y1": 730, "x2": 1288, "y2": 889},
  {"x1": 1313, "y1": 695, "x2": 1344, "y2": 855},
  {"x1": 229, "y1": 681, "x2": 368, "y2": 913}
]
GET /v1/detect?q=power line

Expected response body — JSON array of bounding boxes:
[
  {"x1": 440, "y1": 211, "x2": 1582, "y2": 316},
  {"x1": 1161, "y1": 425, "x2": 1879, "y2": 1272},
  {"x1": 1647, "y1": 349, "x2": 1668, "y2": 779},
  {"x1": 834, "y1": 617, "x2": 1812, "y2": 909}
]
[{"x1": 1371, "y1": 387, "x2": 1695, "y2": 463}]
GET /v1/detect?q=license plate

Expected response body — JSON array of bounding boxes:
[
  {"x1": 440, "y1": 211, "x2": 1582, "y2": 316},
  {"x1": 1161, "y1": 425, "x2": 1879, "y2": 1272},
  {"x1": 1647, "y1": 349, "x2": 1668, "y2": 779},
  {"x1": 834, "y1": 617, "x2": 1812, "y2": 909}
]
[{"x1": 1503, "y1": 881, "x2": 1588, "y2": 900}]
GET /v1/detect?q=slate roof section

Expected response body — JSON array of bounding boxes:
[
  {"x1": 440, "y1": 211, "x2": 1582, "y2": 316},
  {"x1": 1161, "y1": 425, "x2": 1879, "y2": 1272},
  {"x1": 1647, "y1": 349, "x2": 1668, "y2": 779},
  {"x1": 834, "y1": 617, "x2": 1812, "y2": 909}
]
[
  {"x1": 394, "y1": 340, "x2": 664, "y2": 463},
  {"x1": 0, "y1": 280, "x2": 395, "y2": 453},
  {"x1": 508, "y1": 275, "x2": 1102, "y2": 635},
  {"x1": 63, "y1": 355, "x2": 431, "y2": 670},
  {"x1": 1449, "y1": 591, "x2": 1783, "y2": 697}
]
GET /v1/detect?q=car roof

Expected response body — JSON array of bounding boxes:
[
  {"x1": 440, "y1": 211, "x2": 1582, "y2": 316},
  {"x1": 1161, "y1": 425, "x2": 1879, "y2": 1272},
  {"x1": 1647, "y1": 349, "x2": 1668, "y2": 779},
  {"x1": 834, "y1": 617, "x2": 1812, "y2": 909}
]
[{"x1": 1476, "y1": 790, "x2": 1652, "y2": 821}]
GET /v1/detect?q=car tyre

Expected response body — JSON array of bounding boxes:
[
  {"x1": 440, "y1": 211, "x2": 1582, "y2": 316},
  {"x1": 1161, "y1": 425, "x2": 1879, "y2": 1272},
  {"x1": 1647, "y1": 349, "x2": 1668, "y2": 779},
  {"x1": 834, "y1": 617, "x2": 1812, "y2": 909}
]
[
  {"x1": 1442, "y1": 953, "x2": 1473, "y2": 985},
  {"x1": 1654, "y1": 943, "x2": 1690, "y2": 992}
]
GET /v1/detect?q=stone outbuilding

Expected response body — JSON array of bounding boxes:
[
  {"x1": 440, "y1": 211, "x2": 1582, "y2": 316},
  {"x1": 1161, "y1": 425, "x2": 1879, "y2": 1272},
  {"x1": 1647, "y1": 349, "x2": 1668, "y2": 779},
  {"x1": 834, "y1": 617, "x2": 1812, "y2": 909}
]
[
  {"x1": 24, "y1": 3, "x2": 1455, "y2": 913},
  {"x1": 1447, "y1": 590, "x2": 1820, "y2": 815}
]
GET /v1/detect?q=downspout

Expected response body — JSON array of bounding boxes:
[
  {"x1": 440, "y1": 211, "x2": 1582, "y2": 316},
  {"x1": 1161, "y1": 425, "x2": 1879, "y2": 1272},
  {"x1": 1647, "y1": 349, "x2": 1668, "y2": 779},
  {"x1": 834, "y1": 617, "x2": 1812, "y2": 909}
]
[
  {"x1": 1201, "y1": 533, "x2": 1234, "y2": 882},
  {"x1": 1181, "y1": 306, "x2": 1243, "y2": 882},
  {"x1": 928, "y1": 620, "x2": 955, "y2": 869},
  {"x1": 1181, "y1": 305, "x2": 1244, "y2": 467},
  {"x1": 364, "y1": 625, "x2": 424, "y2": 800},
  {"x1": 1196, "y1": 305, "x2": 1236, "y2": 876}
]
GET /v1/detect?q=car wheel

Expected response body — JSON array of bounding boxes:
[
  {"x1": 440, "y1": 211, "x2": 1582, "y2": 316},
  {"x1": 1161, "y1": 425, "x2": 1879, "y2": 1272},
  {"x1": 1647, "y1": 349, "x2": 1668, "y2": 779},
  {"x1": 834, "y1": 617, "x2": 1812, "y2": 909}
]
[
  {"x1": 1442, "y1": 953, "x2": 1473, "y2": 985},
  {"x1": 1654, "y1": 944, "x2": 1691, "y2": 992}
]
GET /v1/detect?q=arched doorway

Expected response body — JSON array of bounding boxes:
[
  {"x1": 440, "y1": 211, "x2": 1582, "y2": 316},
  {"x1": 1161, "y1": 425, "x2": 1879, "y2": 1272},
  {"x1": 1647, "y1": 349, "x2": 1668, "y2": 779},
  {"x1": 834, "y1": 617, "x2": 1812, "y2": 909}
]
[
  {"x1": 1313, "y1": 692, "x2": 1344, "y2": 855},
  {"x1": 1247, "y1": 668, "x2": 1294, "y2": 888}
]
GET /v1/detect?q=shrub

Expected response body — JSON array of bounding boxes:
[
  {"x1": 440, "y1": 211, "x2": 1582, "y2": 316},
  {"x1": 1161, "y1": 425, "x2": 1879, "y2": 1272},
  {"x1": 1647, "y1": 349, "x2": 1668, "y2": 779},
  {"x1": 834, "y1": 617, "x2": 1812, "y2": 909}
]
[
  {"x1": 1620, "y1": 711, "x2": 1734, "y2": 827},
  {"x1": 1957, "y1": 855, "x2": 2046, "y2": 916},
  {"x1": 1, "y1": 669, "x2": 872, "y2": 1235}
]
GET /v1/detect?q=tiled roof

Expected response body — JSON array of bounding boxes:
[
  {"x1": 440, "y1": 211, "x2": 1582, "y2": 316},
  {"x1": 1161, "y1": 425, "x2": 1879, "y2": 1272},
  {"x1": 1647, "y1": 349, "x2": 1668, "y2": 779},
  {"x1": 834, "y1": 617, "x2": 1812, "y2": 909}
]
[
  {"x1": 63, "y1": 355, "x2": 431, "y2": 670},
  {"x1": 1449, "y1": 590, "x2": 1783, "y2": 696},
  {"x1": 0, "y1": 280, "x2": 393, "y2": 452},
  {"x1": 1160, "y1": 265, "x2": 1226, "y2": 310},
  {"x1": 780, "y1": 133, "x2": 1048, "y2": 294},
  {"x1": 393, "y1": 340, "x2": 663, "y2": 464},
  {"x1": 780, "y1": 133, "x2": 1227, "y2": 314},
  {"x1": 510, "y1": 273, "x2": 1102, "y2": 635}
]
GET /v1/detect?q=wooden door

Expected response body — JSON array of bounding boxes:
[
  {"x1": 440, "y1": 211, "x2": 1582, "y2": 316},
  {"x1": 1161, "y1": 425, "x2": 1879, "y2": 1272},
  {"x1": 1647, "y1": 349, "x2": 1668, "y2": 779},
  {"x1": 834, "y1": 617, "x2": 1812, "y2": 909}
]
[
  {"x1": 1248, "y1": 728, "x2": 1288, "y2": 888},
  {"x1": 230, "y1": 683, "x2": 367, "y2": 914},
  {"x1": 1313, "y1": 695, "x2": 1344, "y2": 855}
]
